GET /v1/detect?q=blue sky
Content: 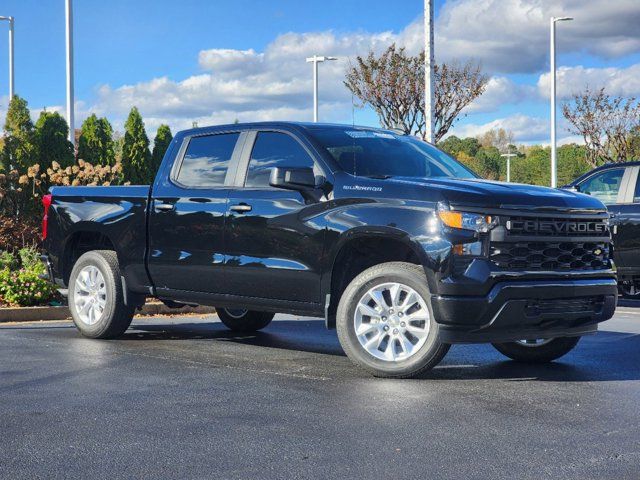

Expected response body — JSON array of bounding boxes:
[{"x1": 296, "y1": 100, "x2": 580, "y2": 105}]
[{"x1": 0, "y1": 0, "x2": 638, "y2": 143}]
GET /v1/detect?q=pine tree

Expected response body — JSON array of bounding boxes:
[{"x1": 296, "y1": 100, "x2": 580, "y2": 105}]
[
  {"x1": 151, "y1": 124, "x2": 172, "y2": 179},
  {"x1": 77, "y1": 114, "x2": 115, "y2": 166},
  {"x1": 1, "y1": 95, "x2": 37, "y2": 173},
  {"x1": 35, "y1": 111, "x2": 74, "y2": 171},
  {"x1": 121, "y1": 107, "x2": 151, "y2": 184}
]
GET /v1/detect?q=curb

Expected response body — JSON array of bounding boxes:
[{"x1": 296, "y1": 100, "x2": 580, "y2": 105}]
[{"x1": 0, "y1": 302, "x2": 216, "y2": 323}]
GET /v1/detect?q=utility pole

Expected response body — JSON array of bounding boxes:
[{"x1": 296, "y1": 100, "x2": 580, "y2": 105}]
[
  {"x1": 65, "y1": 0, "x2": 75, "y2": 146},
  {"x1": 305, "y1": 55, "x2": 337, "y2": 123},
  {"x1": 424, "y1": 0, "x2": 435, "y2": 143},
  {"x1": 550, "y1": 16, "x2": 573, "y2": 188},
  {"x1": 0, "y1": 15, "x2": 14, "y2": 99}
]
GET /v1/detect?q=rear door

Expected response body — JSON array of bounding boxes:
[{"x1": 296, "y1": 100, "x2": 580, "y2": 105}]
[
  {"x1": 224, "y1": 129, "x2": 328, "y2": 305},
  {"x1": 148, "y1": 130, "x2": 246, "y2": 295}
]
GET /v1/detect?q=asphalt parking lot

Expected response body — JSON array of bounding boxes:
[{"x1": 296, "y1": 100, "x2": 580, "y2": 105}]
[{"x1": 1, "y1": 304, "x2": 639, "y2": 479}]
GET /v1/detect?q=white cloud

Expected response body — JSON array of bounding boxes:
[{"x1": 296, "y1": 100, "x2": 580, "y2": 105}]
[
  {"x1": 3, "y1": 0, "x2": 638, "y2": 144},
  {"x1": 537, "y1": 64, "x2": 640, "y2": 100},
  {"x1": 463, "y1": 76, "x2": 534, "y2": 114},
  {"x1": 449, "y1": 114, "x2": 549, "y2": 142},
  {"x1": 431, "y1": 0, "x2": 640, "y2": 73}
]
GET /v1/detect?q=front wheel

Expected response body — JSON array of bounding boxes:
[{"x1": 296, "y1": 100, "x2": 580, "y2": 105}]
[
  {"x1": 216, "y1": 308, "x2": 274, "y2": 332},
  {"x1": 492, "y1": 337, "x2": 581, "y2": 363},
  {"x1": 336, "y1": 262, "x2": 450, "y2": 378}
]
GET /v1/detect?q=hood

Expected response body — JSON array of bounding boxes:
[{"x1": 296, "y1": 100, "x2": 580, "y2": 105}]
[{"x1": 387, "y1": 176, "x2": 607, "y2": 212}]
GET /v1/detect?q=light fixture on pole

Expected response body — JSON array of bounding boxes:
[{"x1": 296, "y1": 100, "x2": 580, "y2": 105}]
[
  {"x1": 305, "y1": 55, "x2": 337, "y2": 122},
  {"x1": 65, "y1": 0, "x2": 75, "y2": 146},
  {"x1": 500, "y1": 152, "x2": 517, "y2": 183},
  {"x1": 0, "y1": 15, "x2": 14, "y2": 100},
  {"x1": 424, "y1": 0, "x2": 435, "y2": 143},
  {"x1": 550, "y1": 15, "x2": 573, "y2": 188}
]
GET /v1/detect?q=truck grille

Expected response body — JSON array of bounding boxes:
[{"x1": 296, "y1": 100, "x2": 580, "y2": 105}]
[{"x1": 490, "y1": 241, "x2": 610, "y2": 271}]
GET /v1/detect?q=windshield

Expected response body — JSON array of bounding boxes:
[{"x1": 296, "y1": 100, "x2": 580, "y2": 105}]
[{"x1": 308, "y1": 127, "x2": 478, "y2": 179}]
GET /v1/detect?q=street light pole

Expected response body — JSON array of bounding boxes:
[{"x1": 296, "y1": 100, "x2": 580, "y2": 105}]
[
  {"x1": 305, "y1": 55, "x2": 337, "y2": 122},
  {"x1": 500, "y1": 153, "x2": 517, "y2": 183},
  {"x1": 550, "y1": 16, "x2": 572, "y2": 188},
  {"x1": 65, "y1": 0, "x2": 75, "y2": 146},
  {"x1": 424, "y1": 0, "x2": 435, "y2": 143},
  {"x1": 0, "y1": 15, "x2": 14, "y2": 99}
]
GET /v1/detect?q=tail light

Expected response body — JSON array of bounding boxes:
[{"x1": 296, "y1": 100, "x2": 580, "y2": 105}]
[{"x1": 42, "y1": 194, "x2": 52, "y2": 240}]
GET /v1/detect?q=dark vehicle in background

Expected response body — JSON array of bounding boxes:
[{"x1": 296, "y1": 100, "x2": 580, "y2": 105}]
[
  {"x1": 564, "y1": 161, "x2": 640, "y2": 298},
  {"x1": 41, "y1": 122, "x2": 617, "y2": 378}
]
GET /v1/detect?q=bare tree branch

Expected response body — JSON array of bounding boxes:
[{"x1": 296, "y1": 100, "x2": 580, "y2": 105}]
[{"x1": 344, "y1": 44, "x2": 489, "y2": 142}]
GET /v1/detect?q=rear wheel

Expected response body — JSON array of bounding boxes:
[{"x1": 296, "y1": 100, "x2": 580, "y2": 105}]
[
  {"x1": 68, "y1": 250, "x2": 136, "y2": 339},
  {"x1": 216, "y1": 308, "x2": 274, "y2": 332},
  {"x1": 336, "y1": 262, "x2": 449, "y2": 378},
  {"x1": 492, "y1": 337, "x2": 581, "y2": 363}
]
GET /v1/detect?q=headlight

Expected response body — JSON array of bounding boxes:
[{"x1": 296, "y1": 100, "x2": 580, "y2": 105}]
[{"x1": 437, "y1": 203, "x2": 496, "y2": 233}]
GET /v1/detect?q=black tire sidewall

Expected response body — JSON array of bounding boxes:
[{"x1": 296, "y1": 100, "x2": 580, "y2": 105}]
[
  {"x1": 337, "y1": 262, "x2": 448, "y2": 377},
  {"x1": 492, "y1": 336, "x2": 581, "y2": 363},
  {"x1": 216, "y1": 308, "x2": 274, "y2": 332}
]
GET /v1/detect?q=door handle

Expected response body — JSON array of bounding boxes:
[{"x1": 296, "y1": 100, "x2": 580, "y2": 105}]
[
  {"x1": 230, "y1": 203, "x2": 252, "y2": 213},
  {"x1": 155, "y1": 202, "x2": 175, "y2": 212}
]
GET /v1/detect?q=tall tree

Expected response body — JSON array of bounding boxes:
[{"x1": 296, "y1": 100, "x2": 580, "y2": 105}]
[
  {"x1": 477, "y1": 128, "x2": 514, "y2": 153},
  {"x1": 121, "y1": 107, "x2": 151, "y2": 184},
  {"x1": 345, "y1": 44, "x2": 488, "y2": 142},
  {"x1": 151, "y1": 124, "x2": 173, "y2": 179},
  {"x1": 1, "y1": 95, "x2": 37, "y2": 173},
  {"x1": 35, "y1": 111, "x2": 74, "y2": 171},
  {"x1": 77, "y1": 114, "x2": 116, "y2": 166},
  {"x1": 562, "y1": 87, "x2": 640, "y2": 166}
]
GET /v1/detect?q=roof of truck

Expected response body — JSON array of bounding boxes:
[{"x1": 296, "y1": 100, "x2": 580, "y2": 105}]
[{"x1": 176, "y1": 121, "x2": 401, "y2": 137}]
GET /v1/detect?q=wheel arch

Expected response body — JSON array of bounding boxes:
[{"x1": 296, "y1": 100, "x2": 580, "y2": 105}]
[
  {"x1": 61, "y1": 224, "x2": 120, "y2": 285},
  {"x1": 323, "y1": 228, "x2": 431, "y2": 329}
]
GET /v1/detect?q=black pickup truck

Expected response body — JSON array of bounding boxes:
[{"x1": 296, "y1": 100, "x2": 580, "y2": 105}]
[
  {"x1": 563, "y1": 161, "x2": 640, "y2": 298},
  {"x1": 41, "y1": 122, "x2": 617, "y2": 378}
]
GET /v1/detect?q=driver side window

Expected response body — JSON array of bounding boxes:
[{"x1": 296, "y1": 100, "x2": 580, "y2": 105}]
[
  {"x1": 578, "y1": 168, "x2": 624, "y2": 205},
  {"x1": 245, "y1": 132, "x2": 315, "y2": 188}
]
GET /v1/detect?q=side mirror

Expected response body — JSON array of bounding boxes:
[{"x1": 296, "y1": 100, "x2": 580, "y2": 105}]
[
  {"x1": 562, "y1": 185, "x2": 579, "y2": 192},
  {"x1": 269, "y1": 167, "x2": 317, "y2": 191}
]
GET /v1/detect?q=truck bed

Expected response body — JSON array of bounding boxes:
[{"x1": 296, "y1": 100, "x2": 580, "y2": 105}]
[{"x1": 47, "y1": 185, "x2": 151, "y2": 291}]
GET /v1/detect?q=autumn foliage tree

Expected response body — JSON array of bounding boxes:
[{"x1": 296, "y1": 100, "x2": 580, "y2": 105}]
[
  {"x1": 562, "y1": 87, "x2": 640, "y2": 167},
  {"x1": 344, "y1": 44, "x2": 488, "y2": 142}
]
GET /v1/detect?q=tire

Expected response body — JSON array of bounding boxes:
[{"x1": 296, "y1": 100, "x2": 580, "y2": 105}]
[
  {"x1": 336, "y1": 262, "x2": 450, "y2": 378},
  {"x1": 619, "y1": 283, "x2": 640, "y2": 300},
  {"x1": 216, "y1": 308, "x2": 274, "y2": 332},
  {"x1": 492, "y1": 337, "x2": 581, "y2": 363},
  {"x1": 68, "y1": 250, "x2": 136, "y2": 339}
]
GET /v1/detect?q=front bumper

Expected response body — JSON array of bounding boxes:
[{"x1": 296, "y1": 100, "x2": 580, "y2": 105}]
[{"x1": 431, "y1": 277, "x2": 617, "y2": 343}]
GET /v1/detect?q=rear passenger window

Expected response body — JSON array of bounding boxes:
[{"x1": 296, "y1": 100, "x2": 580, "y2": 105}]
[
  {"x1": 245, "y1": 132, "x2": 315, "y2": 187},
  {"x1": 176, "y1": 133, "x2": 239, "y2": 187}
]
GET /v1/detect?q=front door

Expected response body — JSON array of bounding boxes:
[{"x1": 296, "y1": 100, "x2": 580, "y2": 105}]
[
  {"x1": 148, "y1": 131, "x2": 243, "y2": 295},
  {"x1": 224, "y1": 130, "x2": 328, "y2": 304}
]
